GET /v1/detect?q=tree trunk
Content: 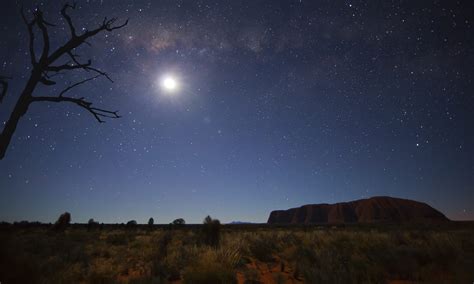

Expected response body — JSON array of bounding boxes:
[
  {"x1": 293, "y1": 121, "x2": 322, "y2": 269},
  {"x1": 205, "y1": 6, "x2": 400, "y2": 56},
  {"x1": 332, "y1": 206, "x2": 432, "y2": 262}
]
[{"x1": 0, "y1": 72, "x2": 39, "y2": 159}]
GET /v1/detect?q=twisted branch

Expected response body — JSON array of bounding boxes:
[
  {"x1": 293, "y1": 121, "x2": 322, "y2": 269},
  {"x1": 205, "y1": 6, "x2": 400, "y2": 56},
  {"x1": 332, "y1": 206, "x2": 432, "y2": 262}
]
[
  {"x1": 20, "y1": 8, "x2": 37, "y2": 66},
  {"x1": 0, "y1": 76, "x2": 10, "y2": 103},
  {"x1": 32, "y1": 95, "x2": 120, "y2": 123},
  {"x1": 32, "y1": 74, "x2": 120, "y2": 122},
  {"x1": 33, "y1": 10, "x2": 52, "y2": 62},
  {"x1": 59, "y1": 75, "x2": 101, "y2": 97},
  {"x1": 61, "y1": 2, "x2": 77, "y2": 37}
]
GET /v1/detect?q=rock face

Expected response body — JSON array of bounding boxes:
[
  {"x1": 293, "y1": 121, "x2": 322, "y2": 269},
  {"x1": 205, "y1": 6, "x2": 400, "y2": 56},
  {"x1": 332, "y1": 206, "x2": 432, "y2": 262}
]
[{"x1": 267, "y1": 196, "x2": 449, "y2": 224}]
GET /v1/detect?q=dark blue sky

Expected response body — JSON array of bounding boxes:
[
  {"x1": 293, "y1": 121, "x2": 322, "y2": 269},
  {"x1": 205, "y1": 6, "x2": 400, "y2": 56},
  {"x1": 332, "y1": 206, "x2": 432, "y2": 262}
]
[{"x1": 1, "y1": 0, "x2": 473, "y2": 223}]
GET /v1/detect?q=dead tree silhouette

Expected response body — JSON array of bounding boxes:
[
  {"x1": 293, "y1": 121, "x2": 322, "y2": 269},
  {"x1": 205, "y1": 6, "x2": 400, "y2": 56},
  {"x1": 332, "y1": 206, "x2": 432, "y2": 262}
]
[{"x1": 0, "y1": 3, "x2": 128, "y2": 159}]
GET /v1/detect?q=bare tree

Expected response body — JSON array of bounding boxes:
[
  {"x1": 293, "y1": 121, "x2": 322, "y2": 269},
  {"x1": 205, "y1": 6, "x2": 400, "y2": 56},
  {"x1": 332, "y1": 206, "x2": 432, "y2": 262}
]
[{"x1": 0, "y1": 3, "x2": 128, "y2": 159}]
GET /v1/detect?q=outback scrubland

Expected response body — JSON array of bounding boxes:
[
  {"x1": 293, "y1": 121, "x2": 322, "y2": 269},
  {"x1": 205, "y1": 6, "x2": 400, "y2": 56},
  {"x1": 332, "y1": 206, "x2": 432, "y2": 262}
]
[{"x1": 0, "y1": 219, "x2": 473, "y2": 284}]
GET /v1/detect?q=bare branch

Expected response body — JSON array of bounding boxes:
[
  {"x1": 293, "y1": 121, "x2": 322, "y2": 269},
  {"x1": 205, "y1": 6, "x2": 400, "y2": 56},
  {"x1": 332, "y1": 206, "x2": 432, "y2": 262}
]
[
  {"x1": 103, "y1": 17, "x2": 129, "y2": 31},
  {"x1": 47, "y1": 71, "x2": 66, "y2": 79},
  {"x1": 32, "y1": 74, "x2": 119, "y2": 122},
  {"x1": 46, "y1": 53, "x2": 111, "y2": 82},
  {"x1": 39, "y1": 77, "x2": 56, "y2": 85},
  {"x1": 83, "y1": 66, "x2": 113, "y2": 82},
  {"x1": 61, "y1": 2, "x2": 77, "y2": 37},
  {"x1": 32, "y1": 95, "x2": 120, "y2": 123},
  {"x1": 58, "y1": 74, "x2": 102, "y2": 97},
  {"x1": 46, "y1": 59, "x2": 92, "y2": 72},
  {"x1": 67, "y1": 52, "x2": 113, "y2": 82},
  {"x1": 33, "y1": 10, "x2": 51, "y2": 61},
  {"x1": 20, "y1": 7, "x2": 37, "y2": 66},
  {"x1": 0, "y1": 76, "x2": 11, "y2": 103},
  {"x1": 47, "y1": 15, "x2": 128, "y2": 65},
  {"x1": 82, "y1": 17, "x2": 129, "y2": 39}
]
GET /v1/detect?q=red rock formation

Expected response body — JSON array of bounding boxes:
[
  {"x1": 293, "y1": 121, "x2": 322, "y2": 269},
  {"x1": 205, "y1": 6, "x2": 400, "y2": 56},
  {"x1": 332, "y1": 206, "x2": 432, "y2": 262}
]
[{"x1": 267, "y1": 196, "x2": 449, "y2": 224}]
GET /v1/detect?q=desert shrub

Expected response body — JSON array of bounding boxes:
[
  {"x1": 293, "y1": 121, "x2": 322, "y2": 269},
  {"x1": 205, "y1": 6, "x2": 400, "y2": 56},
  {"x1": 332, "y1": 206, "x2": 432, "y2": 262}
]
[
  {"x1": 88, "y1": 270, "x2": 116, "y2": 284},
  {"x1": 217, "y1": 246, "x2": 242, "y2": 269},
  {"x1": 243, "y1": 268, "x2": 260, "y2": 283},
  {"x1": 53, "y1": 262, "x2": 88, "y2": 283},
  {"x1": 148, "y1": 218, "x2": 154, "y2": 226},
  {"x1": 91, "y1": 244, "x2": 112, "y2": 259},
  {"x1": 290, "y1": 233, "x2": 367, "y2": 284},
  {"x1": 275, "y1": 231, "x2": 300, "y2": 247},
  {"x1": 67, "y1": 228, "x2": 99, "y2": 243},
  {"x1": 248, "y1": 235, "x2": 276, "y2": 262},
  {"x1": 161, "y1": 243, "x2": 194, "y2": 280},
  {"x1": 87, "y1": 257, "x2": 118, "y2": 284},
  {"x1": 151, "y1": 231, "x2": 180, "y2": 281},
  {"x1": 0, "y1": 241, "x2": 42, "y2": 284},
  {"x1": 128, "y1": 277, "x2": 167, "y2": 284},
  {"x1": 179, "y1": 240, "x2": 241, "y2": 283},
  {"x1": 53, "y1": 212, "x2": 71, "y2": 231},
  {"x1": 88, "y1": 218, "x2": 99, "y2": 230},
  {"x1": 106, "y1": 232, "x2": 134, "y2": 246},
  {"x1": 392, "y1": 230, "x2": 408, "y2": 246},
  {"x1": 13, "y1": 220, "x2": 31, "y2": 227},
  {"x1": 273, "y1": 272, "x2": 285, "y2": 284},
  {"x1": 150, "y1": 231, "x2": 173, "y2": 276},
  {"x1": 383, "y1": 245, "x2": 424, "y2": 280},
  {"x1": 181, "y1": 230, "x2": 199, "y2": 246},
  {"x1": 202, "y1": 215, "x2": 221, "y2": 247},
  {"x1": 156, "y1": 232, "x2": 173, "y2": 257},
  {"x1": 347, "y1": 253, "x2": 385, "y2": 284},
  {"x1": 290, "y1": 244, "x2": 318, "y2": 281},
  {"x1": 183, "y1": 260, "x2": 236, "y2": 284},
  {"x1": 150, "y1": 231, "x2": 194, "y2": 281},
  {"x1": 173, "y1": 218, "x2": 185, "y2": 225}
]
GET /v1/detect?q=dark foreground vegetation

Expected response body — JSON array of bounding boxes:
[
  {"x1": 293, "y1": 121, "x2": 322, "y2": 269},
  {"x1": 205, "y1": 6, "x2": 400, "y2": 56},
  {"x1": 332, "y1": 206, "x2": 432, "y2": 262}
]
[{"x1": 0, "y1": 219, "x2": 473, "y2": 284}]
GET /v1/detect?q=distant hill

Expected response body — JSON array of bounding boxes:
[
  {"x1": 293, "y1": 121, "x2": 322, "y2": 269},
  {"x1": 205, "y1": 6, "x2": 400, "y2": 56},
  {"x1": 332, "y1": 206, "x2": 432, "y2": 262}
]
[
  {"x1": 228, "y1": 221, "x2": 255, "y2": 225},
  {"x1": 267, "y1": 196, "x2": 449, "y2": 224}
]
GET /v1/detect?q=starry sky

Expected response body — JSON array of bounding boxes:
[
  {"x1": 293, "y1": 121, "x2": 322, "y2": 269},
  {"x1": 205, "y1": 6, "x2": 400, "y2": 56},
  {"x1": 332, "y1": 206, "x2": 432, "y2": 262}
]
[{"x1": 0, "y1": 0, "x2": 473, "y2": 224}]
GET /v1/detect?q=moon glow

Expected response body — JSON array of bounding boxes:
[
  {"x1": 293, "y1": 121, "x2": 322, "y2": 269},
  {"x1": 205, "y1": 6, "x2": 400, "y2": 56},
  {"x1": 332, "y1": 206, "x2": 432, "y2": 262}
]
[{"x1": 161, "y1": 75, "x2": 179, "y2": 92}]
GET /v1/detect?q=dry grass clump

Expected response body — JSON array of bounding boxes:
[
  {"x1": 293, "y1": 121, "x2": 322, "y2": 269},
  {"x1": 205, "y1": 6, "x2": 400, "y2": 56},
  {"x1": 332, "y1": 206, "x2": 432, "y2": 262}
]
[
  {"x1": 182, "y1": 246, "x2": 239, "y2": 283},
  {"x1": 247, "y1": 234, "x2": 277, "y2": 262}
]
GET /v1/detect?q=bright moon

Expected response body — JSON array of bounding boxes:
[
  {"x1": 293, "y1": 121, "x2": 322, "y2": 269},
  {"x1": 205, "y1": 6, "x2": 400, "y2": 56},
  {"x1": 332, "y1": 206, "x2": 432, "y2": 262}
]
[{"x1": 161, "y1": 75, "x2": 178, "y2": 92}]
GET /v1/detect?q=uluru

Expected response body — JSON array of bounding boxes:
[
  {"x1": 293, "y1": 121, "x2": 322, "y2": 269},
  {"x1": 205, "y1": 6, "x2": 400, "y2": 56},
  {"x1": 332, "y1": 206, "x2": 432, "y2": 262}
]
[{"x1": 267, "y1": 196, "x2": 449, "y2": 224}]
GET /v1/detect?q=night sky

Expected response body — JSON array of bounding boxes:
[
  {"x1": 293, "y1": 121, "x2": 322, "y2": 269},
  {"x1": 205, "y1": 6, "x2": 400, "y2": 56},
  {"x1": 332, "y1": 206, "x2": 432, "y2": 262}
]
[{"x1": 1, "y1": 0, "x2": 473, "y2": 224}]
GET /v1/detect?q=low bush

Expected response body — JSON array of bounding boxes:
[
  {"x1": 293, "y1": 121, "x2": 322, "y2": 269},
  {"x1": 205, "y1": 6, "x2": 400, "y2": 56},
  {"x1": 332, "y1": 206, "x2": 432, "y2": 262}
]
[
  {"x1": 53, "y1": 212, "x2": 71, "y2": 231},
  {"x1": 248, "y1": 236, "x2": 276, "y2": 262},
  {"x1": 202, "y1": 215, "x2": 221, "y2": 247},
  {"x1": 183, "y1": 261, "x2": 237, "y2": 284},
  {"x1": 105, "y1": 232, "x2": 134, "y2": 246}
]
